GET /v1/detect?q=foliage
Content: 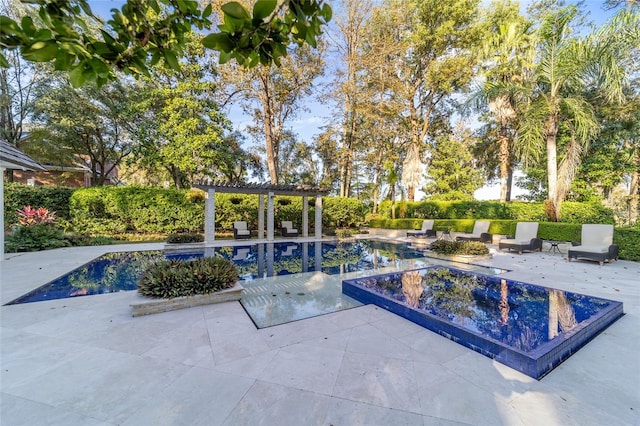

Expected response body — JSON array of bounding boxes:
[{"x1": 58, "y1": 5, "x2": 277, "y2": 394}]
[
  {"x1": 166, "y1": 233, "x2": 204, "y2": 244},
  {"x1": 204, "y1": 0, "x2": 332, "y2": 67},
  {"x1": 0, "y1": 1, "x2": 331, "y2": 86},
  {"x1": 4, "y1": 183, "x2": 74, "y2": 225},
  {"x1": 334, "y1": 228, "x2": 353, "y2": 240},
  {"x1": 614, "y1": 228, "x2": 640, "y2": 261},
  {"x1": 5, "y1": 224, "x2": 69, "y2": 252},
  {"x1": 16, "y1": 205, "x2": 56, "y2": 226},
  {"x1": 375, "y1": 199, "x2": 614, "y2": 224},
  {"x1": 429, "y1": 240, "x2": 489, "y2": 256},
  {"x1": 137, "y1": 257, "x2": 238, "y2": 299}
]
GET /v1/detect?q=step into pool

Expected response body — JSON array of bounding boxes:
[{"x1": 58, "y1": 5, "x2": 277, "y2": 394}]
[{"x1": 342, "y1": 266, "x2": 623, "y2": 379}]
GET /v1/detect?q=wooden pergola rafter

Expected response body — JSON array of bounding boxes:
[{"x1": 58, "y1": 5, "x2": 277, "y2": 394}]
[{"x1": 193, "y1": 182, "x2": 330, "y2": 243}]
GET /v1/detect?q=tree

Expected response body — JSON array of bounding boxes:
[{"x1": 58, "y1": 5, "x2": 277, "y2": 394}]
[
  {"x1": 31, "y1": 77, "x2": 137, "y2": 185},
  {"x1": 130, "y1": 32, "x2": 232, "y2": 188},
  {"x1": 424, "y1": 124, "x2": 484, "y2": 200},
  {"x1": 476, "y1": 0, "x2": 534, "y2": 202},
  {"x1": 223, "y1": 43, "x2": 325, "y2": 184},
  {"x1": 0, "y1": 0, "x2": 332, "y2": 86},
  {"x1": 518, "y1": 5, "x2": 638, "y2": 220}
]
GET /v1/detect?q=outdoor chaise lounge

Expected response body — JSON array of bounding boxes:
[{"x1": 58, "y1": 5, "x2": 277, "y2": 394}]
[
  {"x1": 407, "y1": 220, "x2": 436, "y2": 237},
  {"x1": 233, "y1": 221, "x2": 251, "y2": 239},
  {"x1": 568, "y1": 224, "x2": 618, "y2": 265},
  {"x1": 456, "y1": 221, "x2": 492, "y2": 242},
  {"x1": 281, "y1": 221, "x2": 299, "y2": 237},
  {"x1": 498, "y1": 222, "x2": 542, "y2": 254}
]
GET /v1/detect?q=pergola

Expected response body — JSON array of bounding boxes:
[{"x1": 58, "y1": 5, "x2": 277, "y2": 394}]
[
  {"x1": 193, "y1": 183, "x2": 330, "y2": 244},
  {"x1": 1, "y1": 140, "x2": 46, "y2": 261}
]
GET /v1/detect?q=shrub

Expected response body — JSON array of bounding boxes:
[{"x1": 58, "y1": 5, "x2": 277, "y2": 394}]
[
  {"x1": 334, "y1": 228, "x2": 353, "y2": 239},
  {"x1": 16, "y1": 206, "x2": 57, "y2": 226},
  {"x1": 138, "y1": 257, "x2": 238, "y2": 299},
  {"x1": 429, "y1": 240, "x2": 489, "y2": 256},
  {"x1": 5, "y1": 224, "x2": 70, "y2": 252},
  {"x1": 166, "y1": 233, "x2": 204, "y2": 244},
  {"x1": 428, "y1": 240, "x2": 489, "y2": 256}
]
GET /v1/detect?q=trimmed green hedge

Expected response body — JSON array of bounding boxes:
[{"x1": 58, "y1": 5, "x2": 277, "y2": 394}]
[
  {"x1": 377, "y1": 200, "x2": 614, "y2": 224},
  {"x1": 4, "y1": 183, "x2": 75, "y2": 223},
  {"x1": 369, "y1": 218, "x2": 640, "y2": 261},
  {"x1": 6, "y1": 184, "x2": 368, "y2": 236}
]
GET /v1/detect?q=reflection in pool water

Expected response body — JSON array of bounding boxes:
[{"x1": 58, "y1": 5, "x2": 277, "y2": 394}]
[
  {"x1": 7, "y1": 240, "x2": 427, "y2": 305},
  {"x1": 342, "y1": 266, "x2": 624, "y2": 379}
]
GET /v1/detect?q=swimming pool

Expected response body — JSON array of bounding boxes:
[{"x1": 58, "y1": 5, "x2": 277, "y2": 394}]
[
  {"x1": 342, "y1": 266, "x2": 624, "y2": 379},
  {"x1": 6, "y1": 239, "x2": 427, "y2": 305}
]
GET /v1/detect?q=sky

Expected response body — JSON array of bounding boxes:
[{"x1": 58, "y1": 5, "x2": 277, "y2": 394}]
[{"x1": 87, "y1": 0, "x2": 622, "y2": 200}]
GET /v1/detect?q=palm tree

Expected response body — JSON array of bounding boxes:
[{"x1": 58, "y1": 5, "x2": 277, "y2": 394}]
[
  {"x1": 480, "y1": 12, "x2": 534, "y2": 202},
  {"x1": 518, "y1": 5, "x2": 633, "y2": 220}
]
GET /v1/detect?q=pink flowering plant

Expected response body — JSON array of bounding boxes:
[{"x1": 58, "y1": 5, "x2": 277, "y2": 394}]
[{"x1": 16, "y1": 205, "x2": 57, "y2": 226}]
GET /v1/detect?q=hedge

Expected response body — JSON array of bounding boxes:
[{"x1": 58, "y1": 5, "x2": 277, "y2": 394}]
[
  {"x1": 4, "y1": 183, "x2": 75, "y2": 223},
  {"x1": 369, "y1": 218, "x2": 640, "y2": 261},
  {"x1": 6, "y1": 184, "x2": 368, "y2": 236},
  {"x1": 377, "y1": 199, "x2": 614, "y2": 224}
]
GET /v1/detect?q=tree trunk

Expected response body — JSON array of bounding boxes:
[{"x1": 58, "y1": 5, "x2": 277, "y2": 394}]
[
  {"x1": 545, "y1": 115, "x2": 560, "y2": 221},
  {"x1": 506, "y1": 167, "x2": 513, "y2": 202},
  {"x1": 628, "y1": 159, "x2": 639, "y2": 226},
  {"x1": 498, "y1": 128, "x2": 510, "y2": 203}
]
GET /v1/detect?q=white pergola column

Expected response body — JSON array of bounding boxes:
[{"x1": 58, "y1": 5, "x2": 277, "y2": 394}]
[
  {"x1": 314, "y1": 194, "x2": 322, "y2": 239},
  {"x1": 204, "y1": 188, "x2": 215, "y2": 244},
  {"x1": 267, "y1": 191, "x2": 275, "y2": 241},
  {"x1": 258, "y1": 194, "x2": 265, "y2": 239},
  {"x1": 302, "y1": 195, "x2": 309, "y2": 237}
]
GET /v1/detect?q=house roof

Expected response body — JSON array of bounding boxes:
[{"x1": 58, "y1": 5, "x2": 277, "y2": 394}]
[
  {"x1": 0, "y1": 140, "x2": 46, "y2": 171},
  {"x1": 193, "y1": 181, "x2": 330, "y2": 196}
]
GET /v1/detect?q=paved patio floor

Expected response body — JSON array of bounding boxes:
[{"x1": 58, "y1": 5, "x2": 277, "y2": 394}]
[{"x1": 1, "y1": 241, "x2": 639, "y2": 425}]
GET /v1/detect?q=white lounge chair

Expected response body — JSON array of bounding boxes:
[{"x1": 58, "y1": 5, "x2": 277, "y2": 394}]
[
  {"x1": 407, "y1": 220, "x2": 436, "y2": 237},
  {"x1": 568, "y1": 224, "x2": 618, "y2": 265},
  {"x1": 281, "y1": 221, "x2": 298, "y2": 237},
  {"x1": 498, "y1": 222, "x2": 542, "y2": 254},
  {"x1": 233, "y1": 221, "x2": 251, "y2": 239},
  {"x1": 456, "y1": 221, "x2": 491, "y2": 242}
]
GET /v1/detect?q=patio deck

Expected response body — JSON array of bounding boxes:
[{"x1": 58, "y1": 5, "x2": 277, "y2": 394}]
[{"x1": 1, "y1": 241, "x2": 639, "y2": 425}]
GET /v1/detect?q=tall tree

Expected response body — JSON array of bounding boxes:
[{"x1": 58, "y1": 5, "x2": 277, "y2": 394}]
[
  {"x1": 477, "y1": 0, "x2": 534, "y2": 202},
  {"x1": 131, "y1": 32, "x2": 231, "y2": 188},
  {"x1": 331, "y1": 0, "x2": 373, "y2": 197},
  {"x1": 222, "y1": 43, "x2": 325, "y2": 184},
  {"x1": 518, "y1": 5, "x2": 638, "y2": 220},
  {"x1": 31, "y1": 77, "x2": 137, "y2": 185}
]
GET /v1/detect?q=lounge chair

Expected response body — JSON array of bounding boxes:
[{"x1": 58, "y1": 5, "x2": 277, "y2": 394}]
[
  {"x1": 407, "y1": 220, "x2": 436, "y2": 237},
  {"x1": 281, "y1": 243, "x2": 297, "y2": 256},
  {"x1": 568, "y1": 224, "x2": 618, "y2": 265},
  {"x1": 281, "y1": 221, "x2": 299, "y2": 237},
  {"x1": 456, "y1": 221, "x2": 491, "y2": 242},
  {"x1": 233, "y1": 221, "x2": 251, "y2": 239},
  {"x1": 232, "y1": 247, "x2": 250, "y2": 261},
  {"x1": 498, "y1": 222, "x2": 542, "y2": 254}
]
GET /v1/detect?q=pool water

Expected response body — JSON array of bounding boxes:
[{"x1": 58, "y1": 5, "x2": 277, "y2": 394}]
[
  {"x1": 6, "y1": 240, "x2": 426, "y2": 305},
  {"x1": 342, "y1": 266, "x2": 624, "y2": 379}
]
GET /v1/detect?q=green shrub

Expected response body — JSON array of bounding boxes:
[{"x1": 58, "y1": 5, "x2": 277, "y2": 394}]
[
  {"x1": 429, "y1": 240, "x2": 489, "y2": 256},
  {"x1": 5, "y1": 224, "x2": 70, "y2": 252},
  {"x1": 4, "y1": 183, "x2": 75, "y2": 225},
  {"x1": 334, "y1": 228, "x2": 353, "y2": 239},
  {"x1": 166, "y1": 233, "x2": 204, "y2": 244},
  {"x1": 138, "y1": 257, "x2": 238, "y2": 298},
  {"x1": 614, "y1": 227, "x2": 640, "y2": 261}
]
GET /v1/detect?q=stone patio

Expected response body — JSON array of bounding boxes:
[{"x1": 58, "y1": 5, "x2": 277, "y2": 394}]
[{"x1": 1, "y1": 241, "x2": 639, "y2": 425}]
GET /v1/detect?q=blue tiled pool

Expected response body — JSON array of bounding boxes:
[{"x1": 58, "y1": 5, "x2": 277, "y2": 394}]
[
  {"x1": 342, "y1": 266, "x2": 623, "y2": 379},
  {"x1": 6, "y1": 240, "x2": 427, "y2": 305}
]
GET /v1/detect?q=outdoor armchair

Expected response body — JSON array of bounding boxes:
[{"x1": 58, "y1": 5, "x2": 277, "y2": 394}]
[
  {"x1": 498, "y1": 222, "x2": 542, "y2": 254},
  {"x1": 233, "y1": 221, "x2": 251, "y2": 239},
  {"x1": 456, "y1": 221, "x2": 492, "y2": 242},
  {"x1": 407, "y1": 220, "x2": 436, "y2": 237},
  {"x1": 568, "y1": 224, "x2": 618, "y2": 265},
  {"x1": 281, "y1": 221, "x2": 299, "y2": 237}
]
